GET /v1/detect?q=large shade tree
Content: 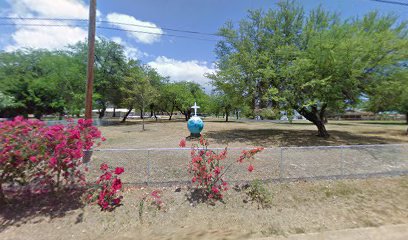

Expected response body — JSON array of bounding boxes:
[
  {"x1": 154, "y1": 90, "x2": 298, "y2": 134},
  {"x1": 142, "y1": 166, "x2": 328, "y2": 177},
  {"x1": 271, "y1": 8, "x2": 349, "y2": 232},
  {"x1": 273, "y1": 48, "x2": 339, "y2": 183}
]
[
  {"x1": 0, "y1": 49, "x2": 84, "y2": 118},
  {"x1": 211, "y1": 1, "x2": 408, "y2": 137}
]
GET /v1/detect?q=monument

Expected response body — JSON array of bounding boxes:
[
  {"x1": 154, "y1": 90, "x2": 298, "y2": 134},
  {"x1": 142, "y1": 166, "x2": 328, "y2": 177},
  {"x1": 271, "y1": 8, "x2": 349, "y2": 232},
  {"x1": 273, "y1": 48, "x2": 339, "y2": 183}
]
[{"x1": 187, "y1": 102, "x2": 204, "y2": 138}]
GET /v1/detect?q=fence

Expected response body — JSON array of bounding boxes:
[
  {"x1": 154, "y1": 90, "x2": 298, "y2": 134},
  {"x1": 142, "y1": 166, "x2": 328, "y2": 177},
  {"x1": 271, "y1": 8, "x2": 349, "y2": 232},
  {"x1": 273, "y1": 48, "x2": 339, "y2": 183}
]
[{"x1": 85, "y1": 144, "x2": 408, "y2": 185}]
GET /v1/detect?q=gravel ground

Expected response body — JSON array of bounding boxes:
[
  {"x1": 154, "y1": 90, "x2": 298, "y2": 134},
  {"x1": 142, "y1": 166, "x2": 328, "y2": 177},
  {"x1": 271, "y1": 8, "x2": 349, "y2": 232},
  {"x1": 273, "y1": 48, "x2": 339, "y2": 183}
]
[{"x1": 1, "y1": 176, "x2": 407, "y2": 240}]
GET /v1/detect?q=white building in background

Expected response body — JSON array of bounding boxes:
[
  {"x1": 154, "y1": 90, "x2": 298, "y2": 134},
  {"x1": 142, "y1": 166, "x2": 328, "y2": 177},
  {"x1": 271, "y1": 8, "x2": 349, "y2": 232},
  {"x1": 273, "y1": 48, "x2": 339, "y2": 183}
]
[{"x1": 92, "y1": 108, "x2": 136, "y2": 118}]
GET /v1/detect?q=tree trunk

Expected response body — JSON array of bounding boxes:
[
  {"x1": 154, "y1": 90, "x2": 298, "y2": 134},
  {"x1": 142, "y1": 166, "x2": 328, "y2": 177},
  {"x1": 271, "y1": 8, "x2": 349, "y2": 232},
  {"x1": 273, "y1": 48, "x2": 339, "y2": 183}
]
[
  {"x1": 113, "y1": 107, "x2": 116, "y2": 117},
  {"x1": 406, "y1": 113, "x2": 408, "y2": 135},
  {"x1": 34, "y1": 112, "x2": 42, "y2": 119},
  {"x1": 315, "y1": 120, "x2": 329, "y2": 138},
  {"x1": 0, "y1": 181, "x2": 5, "y2": 204},
  {"x1": 142, "y1": 101, "x2": 145, "y2": 131},
  {"x1": 98, "y1": 107, "x2": 106, "y2": 119},
  {"x1": 121, "y1": 107, "x2": 133, "y2": 123},
  {"x1": 297, "y1": 104, "x2": 330, "y2": 138},
  {"x1": 182, "y1": 109, "x2": 192, "y2": 121},
  {"x1": 225, "y1": 111, "x2": 229, "y2": 122},
  {"x1": 140, "y1": 109, "x2": 143, "y2": 119},
  {"x1": 323, "y1": 114, "x2": 328, "y2": 124},
  {"x1": 187, "y1": 110, "x2": 191, "y2": 120},
  {"x1": 168, "y1": 106, "x2": 174, "y2": 120}
]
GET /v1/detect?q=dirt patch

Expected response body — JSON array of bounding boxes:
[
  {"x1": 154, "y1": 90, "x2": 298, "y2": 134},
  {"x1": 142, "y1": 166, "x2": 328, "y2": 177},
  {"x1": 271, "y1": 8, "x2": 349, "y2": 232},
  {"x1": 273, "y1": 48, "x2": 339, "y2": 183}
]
[{"x1": 1, "y1": 176, "x2": 407, "y2": 240}]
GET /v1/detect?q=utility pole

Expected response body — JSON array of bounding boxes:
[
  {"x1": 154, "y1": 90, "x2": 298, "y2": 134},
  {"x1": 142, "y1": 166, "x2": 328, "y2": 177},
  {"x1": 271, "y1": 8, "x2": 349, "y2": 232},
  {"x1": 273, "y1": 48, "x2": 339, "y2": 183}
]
[{"x1": 85, "y1": 0, "x2": 97, "y2": 119}]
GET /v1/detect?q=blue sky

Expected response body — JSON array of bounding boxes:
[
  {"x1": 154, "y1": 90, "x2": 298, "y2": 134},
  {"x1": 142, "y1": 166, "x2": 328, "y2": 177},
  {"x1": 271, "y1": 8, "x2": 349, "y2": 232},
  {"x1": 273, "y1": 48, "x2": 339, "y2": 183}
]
[{"x1": 0, "y1": 0, "x2": 407, "y2": 87}]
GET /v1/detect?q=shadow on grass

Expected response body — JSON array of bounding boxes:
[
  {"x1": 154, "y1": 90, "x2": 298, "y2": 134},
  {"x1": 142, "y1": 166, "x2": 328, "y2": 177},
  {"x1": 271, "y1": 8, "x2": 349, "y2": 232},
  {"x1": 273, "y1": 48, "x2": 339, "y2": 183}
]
[
  {"x1": 104, "y1": 118, "x2": 188, "y2": 127},
  {"x1": 352, "y1": 121, "x2": 407, "y2": 126},
  {"x1": 0, "y1": 188, "x2": 85, "y2": 232},
  {"x1": 326, "y1": 121, "x2": 407, "y2": 126},
  {"x1": 205, "y1": 128, "x2": 406, "y2": 147}
]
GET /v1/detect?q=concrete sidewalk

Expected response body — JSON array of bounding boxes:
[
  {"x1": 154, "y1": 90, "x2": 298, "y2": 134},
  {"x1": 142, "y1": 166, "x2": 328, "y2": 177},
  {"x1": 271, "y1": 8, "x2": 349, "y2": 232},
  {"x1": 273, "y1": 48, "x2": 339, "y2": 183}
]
[{"x1": 255, "y1": 224, "x2": 408, "y2": 240}]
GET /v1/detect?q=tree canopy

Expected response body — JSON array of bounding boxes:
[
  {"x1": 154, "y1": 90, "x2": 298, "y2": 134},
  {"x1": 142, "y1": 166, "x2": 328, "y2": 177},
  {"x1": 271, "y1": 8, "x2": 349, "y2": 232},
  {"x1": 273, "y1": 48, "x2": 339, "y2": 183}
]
[
  {"x1": 0, "y1": 38, "x2": 212, "y2": 121},
  {"x1": 210, "y1": 1, "x2": 408, "y2": 136}
]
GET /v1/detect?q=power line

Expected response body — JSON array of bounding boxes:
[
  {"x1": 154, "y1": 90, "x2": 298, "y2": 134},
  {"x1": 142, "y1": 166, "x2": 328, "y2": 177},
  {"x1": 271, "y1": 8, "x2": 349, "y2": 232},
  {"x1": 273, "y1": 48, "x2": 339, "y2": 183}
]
[
  {"x1": 0, "y1": 22, "x2": 220, "y2": 42},
  {"x1": 0, "y1": 16, "x2": 220, "y2": 37},
  {"x1": 369, "y1": 0, "x2": 408, "y2": 6}
]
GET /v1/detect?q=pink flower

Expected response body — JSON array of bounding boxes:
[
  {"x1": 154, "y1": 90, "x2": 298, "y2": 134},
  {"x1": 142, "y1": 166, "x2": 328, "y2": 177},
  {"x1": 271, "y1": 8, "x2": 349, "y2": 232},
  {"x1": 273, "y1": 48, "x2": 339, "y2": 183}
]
[
  {"x1": 214, "y1": 167, "x2": 221, "y2": 175},
  {"x1": 151, "y1": 190, "x2": 161, "y2": 198},
  {"x1": 29, "y1": 156, "x2": 37, "y2": 163},
  {"x1": 100, "y1": 163, "x2": 109, "y2": 171},
  {"x1": 114, "y1": 167, "x2": 124, "y2": 175},
  {"x1": 247, "y1": 164, "x2": 254, "y2": 172},
  {"x1": 111, "y1": 178, "x2": 122, "y2": 191},
  {"x1": 100, "y1": 172, "x2": 112, "y2": 181},
  {"x1": 211, "y1": 186, "x2": 219, "y2": 194},
  {"x1": 49, "y1": 157, "x2": 57, "y2": 166},
  {"x1": 112, "y1": 198, "x2": 121, "y2": 205},
  {"x1": 179, "y1": 138, "x2": 186, "y2": 148}
]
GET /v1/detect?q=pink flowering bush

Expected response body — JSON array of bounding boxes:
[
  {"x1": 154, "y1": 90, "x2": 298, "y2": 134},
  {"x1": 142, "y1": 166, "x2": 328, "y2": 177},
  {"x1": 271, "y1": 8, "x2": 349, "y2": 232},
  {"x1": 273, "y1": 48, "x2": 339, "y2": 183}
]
[
  {"x1": 38, "y1": 118, "x2": 104, "y2": 190},
  {"x1": 0, "y1": 117, "x2": 45, "y2": 201},
  {"x1": 85, "y1": 163, "x2": 124, "y2": 211},
  {"x1": 182, "y1": 136, "x2": 263, "y2": 201},
  {"x1": 0, "y1": 117, "x2": 104, "y2": 202}
]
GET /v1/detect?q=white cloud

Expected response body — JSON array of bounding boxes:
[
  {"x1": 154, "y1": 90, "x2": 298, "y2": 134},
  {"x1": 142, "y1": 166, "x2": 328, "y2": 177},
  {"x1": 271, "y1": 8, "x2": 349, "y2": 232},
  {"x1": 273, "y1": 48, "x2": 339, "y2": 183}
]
[
  {"x1": 148, "y1": 56, "x2": 216, "y2": 88},
  {"x1": 6, "y1": 0, "x2": 95, "y2": 19},
  {"x1": 5, "y1": 22, "x2": 87, "y2": 51},
  {"x1": 106, "y1": 13, "x2": 163, "y2": 44},
  {"x1": 4, "y1": 0, "x2": 97, "y2": 51},
  {"x1": 111, "y1": 37, "x2": 148, "y2": 60}
]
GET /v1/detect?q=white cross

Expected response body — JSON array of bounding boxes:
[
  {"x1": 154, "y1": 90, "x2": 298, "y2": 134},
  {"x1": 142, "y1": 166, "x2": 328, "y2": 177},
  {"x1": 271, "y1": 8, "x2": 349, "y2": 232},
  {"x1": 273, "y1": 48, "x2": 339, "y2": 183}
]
[{"x1": 191, "y1": 102, "x2": 200, "y2": 116}]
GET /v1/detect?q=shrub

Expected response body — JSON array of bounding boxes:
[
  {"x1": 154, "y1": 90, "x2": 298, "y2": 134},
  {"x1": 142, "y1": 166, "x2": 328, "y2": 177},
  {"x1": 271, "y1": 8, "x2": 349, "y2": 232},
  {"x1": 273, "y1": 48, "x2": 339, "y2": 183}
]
[
  {"x1": 38, "y1": 118, "x2": 104, "y2": 190},
  {"x1": 85, "y1": 163, "x2": 124, "y2": 211},
  {"x1": 245, "y1": 180, "x2": 273, "y2": 209},
  {"x1": 181, "y1": 136, "x2": 263, "y2": 201},
  {"x1": 0, "y1": 117, "x2": 104, "y2": 202},
  {"x1": 0, "y1": 117, "x2": 45, "y2": 201},
  {"x1": 149, "y1": 190, "x2": 165, "y2": 210},
  {"x1": 138, "y1": 189, "x2": 165, "y2": 223}
]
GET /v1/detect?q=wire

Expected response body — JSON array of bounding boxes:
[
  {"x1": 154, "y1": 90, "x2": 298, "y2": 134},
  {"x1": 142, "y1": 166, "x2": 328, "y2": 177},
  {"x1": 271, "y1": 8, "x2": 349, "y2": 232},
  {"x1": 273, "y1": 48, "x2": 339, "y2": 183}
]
[
  {"x1": 0, "y1": 16, "x2": 220, "y2": 37},
  {"x1": 0, "y1": 22, "x2": 220, "y2": 42},
  {"x1": 369, "y1": 0, "x2": 408, "y2": 6},
  {"x1": 98, "y1": 26, "x2": 219, "y2": 42}
]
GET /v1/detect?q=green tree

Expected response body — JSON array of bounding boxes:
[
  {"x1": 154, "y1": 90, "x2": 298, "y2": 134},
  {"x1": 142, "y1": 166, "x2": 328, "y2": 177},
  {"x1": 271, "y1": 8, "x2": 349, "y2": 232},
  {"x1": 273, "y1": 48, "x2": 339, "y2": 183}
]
[
  {"x1": 0, "y1": 91, "x2": 19, "y2": 111},
  {"x1": 0, "y1": 50, "x2": 81, "y2": 118},
  {"x1": 365, "y1": 68, "x2": 408, "y2": 124},
  {"x1": 157, "y1": 82, "x2": 182, "y2": 120},
  {"x1": 69, "y1": 38, "x2": 127, "y2": 118},
  {"x1": 120, "y1": 61, "x2": 159, "y2": 130},
  {"x1": 170, "y1": 82, "x2": 207, "y2": 121},
  {"x1": 212, "y1": 1, "x2": 408, "y2": 137}
]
